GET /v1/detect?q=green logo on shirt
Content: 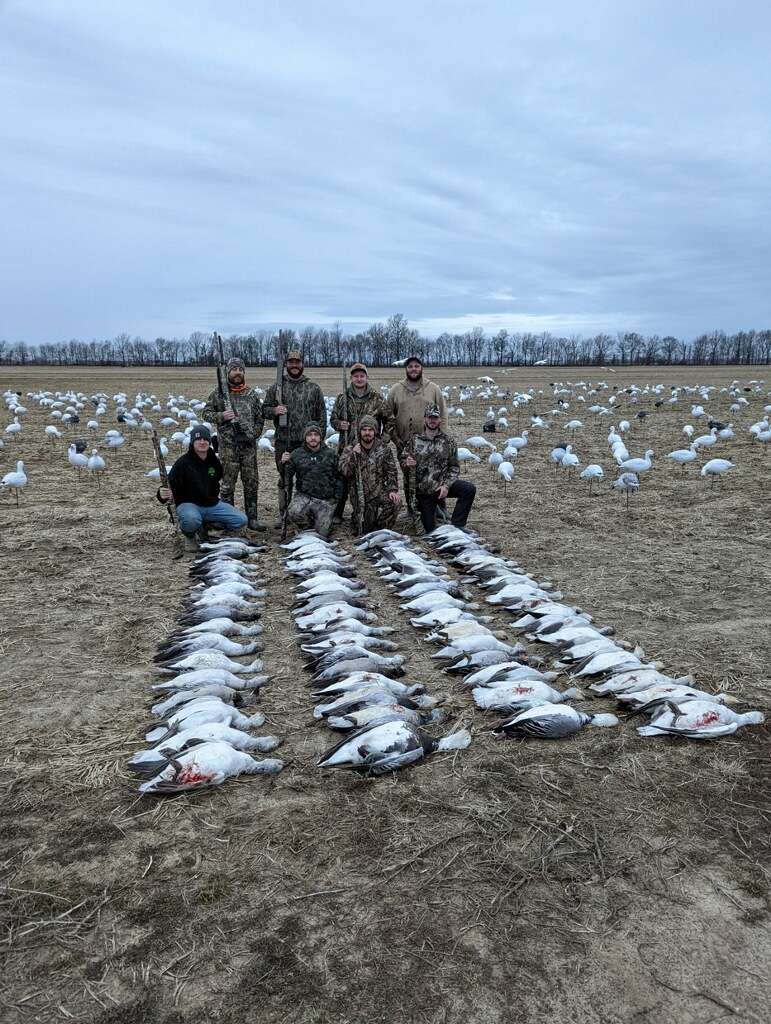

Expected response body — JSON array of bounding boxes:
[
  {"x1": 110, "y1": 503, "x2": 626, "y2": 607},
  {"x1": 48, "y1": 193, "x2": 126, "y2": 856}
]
[{"x1": 208, "y1": 467, "x2": 217, "y2": 476}]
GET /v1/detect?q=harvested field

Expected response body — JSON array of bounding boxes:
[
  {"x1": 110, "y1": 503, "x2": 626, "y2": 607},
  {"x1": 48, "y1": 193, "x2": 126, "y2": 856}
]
[{"x1": 1, "y1": 364, "x2": 769, "y2": 1024}]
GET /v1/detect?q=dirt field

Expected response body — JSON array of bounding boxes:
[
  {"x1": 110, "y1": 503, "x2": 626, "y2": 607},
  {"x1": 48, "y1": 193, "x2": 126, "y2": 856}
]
[{"x1": 1, "y1": 364, "x2": 769, "y2": 1024}]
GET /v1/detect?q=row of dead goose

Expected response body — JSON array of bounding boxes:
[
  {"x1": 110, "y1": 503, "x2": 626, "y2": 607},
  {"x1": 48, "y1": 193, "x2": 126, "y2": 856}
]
[
  {"x1": 127, "y1": 538, "x2": 285, "y2": 793},
  {"x1": 281, "y1": 531, "x2": 471, "y2": 774},
  {"x1": 356, "y1": 529, "x2": 616, "y2": 739},
  {"x1": 422, "y1": 524, "x2": 764, "y2": 739}
]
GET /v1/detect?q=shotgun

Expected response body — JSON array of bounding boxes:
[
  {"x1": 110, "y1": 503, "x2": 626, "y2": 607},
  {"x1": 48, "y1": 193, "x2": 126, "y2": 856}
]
[{"x1": 275, "y1": 334, "x2": 287, "y2": 430}]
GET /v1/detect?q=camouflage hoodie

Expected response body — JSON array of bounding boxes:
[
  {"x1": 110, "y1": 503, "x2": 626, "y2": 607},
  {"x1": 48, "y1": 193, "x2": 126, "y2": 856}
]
[
  {"x1": 287, "y1": 431, "x2": 343, "y2": 502},
  {"x1": 263, "y1": 373, "x2": 327, "y2": 451},
  {"x1": 203, "y1": 385, "x2": 264, "y2": 446},
  {"x1": 400, "y1": 429, "x2": 460, "y2": 494},
  {"x1": 330, "y1": 385, "x2": 393, "y2": 445},
  {"x1": 338, "y1": 435, "x2": 398, "y2": 503}
]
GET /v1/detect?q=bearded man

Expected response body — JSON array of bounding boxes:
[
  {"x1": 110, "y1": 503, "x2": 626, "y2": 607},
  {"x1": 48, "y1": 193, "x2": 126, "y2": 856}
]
[
  {"x1": 338, "y1": 415, "x2": 400, "y2": 533},
  {"x1": 203, "y1": 356, "x2": 266, "y2": 531},
  {"x1": 263, "y1": 349, "x2": 327, "y2": 528}
]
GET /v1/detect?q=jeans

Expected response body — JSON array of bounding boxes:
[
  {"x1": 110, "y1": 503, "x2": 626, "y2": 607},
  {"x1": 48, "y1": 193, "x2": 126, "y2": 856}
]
[
  {"x1": 176, "y1": 501, "x2": 247, "y2": 535},
  {"x1": 416, "y1": 480, "x2": 476, "y2": 534}
]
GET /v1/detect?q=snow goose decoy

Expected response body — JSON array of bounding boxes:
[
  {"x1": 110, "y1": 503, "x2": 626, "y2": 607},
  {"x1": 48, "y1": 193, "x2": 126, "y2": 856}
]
[
  {"x1": 579, "y1": 464, "x2": 604, "y2": 493},
  {"x1": 700, "y1": 459, "x2": 734, "y2": 486},
  {"x1": 619, "y1": 449, "x2": 653, "y2": 475},
  {"x1": 1, "y1": 461, "x2": 27, "y2": 505},
  {"x1": 665, "y1": 444, "x2": 697, "y2": 473},
  {"x1": 611, "y1": 471, "x2": 640, "y2": 509}
]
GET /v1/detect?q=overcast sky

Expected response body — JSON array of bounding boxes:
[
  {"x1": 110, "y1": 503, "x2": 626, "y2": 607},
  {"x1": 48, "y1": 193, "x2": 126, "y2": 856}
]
[{"x1": 2, "y1": 0, "x2": 770, "y2": 344}]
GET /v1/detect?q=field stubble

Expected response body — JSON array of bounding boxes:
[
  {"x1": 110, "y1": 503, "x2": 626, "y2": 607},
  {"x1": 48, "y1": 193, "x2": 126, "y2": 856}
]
[{"x1": 0, "y1": 365, "x2": 769, "y2": 1023}]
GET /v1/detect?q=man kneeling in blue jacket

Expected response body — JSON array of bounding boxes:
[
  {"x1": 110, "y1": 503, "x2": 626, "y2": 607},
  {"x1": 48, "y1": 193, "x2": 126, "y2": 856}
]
[{"x1": 158, "y1": 425, "x2": 247, "y2": 551}]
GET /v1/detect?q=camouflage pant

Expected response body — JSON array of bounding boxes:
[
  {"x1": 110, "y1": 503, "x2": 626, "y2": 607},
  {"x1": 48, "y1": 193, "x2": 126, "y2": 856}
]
[
  {"x1": 287, "y1": 492, "x2": 336, "y2": 538},
  {"x1": 352, "y1": 498, "x2": 398, "y2": 534},
  {"x1": 220, "y1": 444, "x2": 259, "y2": 519}
]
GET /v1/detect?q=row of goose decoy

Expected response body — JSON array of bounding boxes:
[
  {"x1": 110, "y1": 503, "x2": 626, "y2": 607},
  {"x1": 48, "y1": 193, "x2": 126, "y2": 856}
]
[
  {"x1": 127, "y1": 538, "x2": 285, "y2": 794},
  {"x1": 419, "y1": 525, "x2": 764, "y2": 739},
  {"x1": 281, "y1": 531, "x2": 471, "y2": 775}
]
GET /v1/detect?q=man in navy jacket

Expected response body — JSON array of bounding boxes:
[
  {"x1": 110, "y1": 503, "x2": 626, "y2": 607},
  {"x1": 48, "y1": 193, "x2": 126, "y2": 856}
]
[{"x1": 158, "y1": 425, "x2": 247, "y2": 550}]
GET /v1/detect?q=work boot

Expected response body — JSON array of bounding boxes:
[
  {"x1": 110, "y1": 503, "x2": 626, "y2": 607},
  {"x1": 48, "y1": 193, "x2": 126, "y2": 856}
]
[
  {"x1": 332, "y1": 514, "x2": 343, "y2": 525},
  {"x1": 182, "y1": 532, "x2": 199, "y2": 553},
  {"x1": 248, "y1": 518, "x2": 267, "y2": 532}
]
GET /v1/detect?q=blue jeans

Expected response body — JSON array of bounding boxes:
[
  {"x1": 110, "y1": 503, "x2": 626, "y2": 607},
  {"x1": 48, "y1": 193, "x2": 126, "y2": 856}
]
[{"x1": 176, "y1": 501, "x2": 247, "y2": 535}]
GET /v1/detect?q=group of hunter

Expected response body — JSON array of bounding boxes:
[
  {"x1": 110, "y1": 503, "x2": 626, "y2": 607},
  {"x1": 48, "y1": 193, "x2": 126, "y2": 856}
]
[{"x1": 158, "y1": 352, "x2": 476, "y2": 551}]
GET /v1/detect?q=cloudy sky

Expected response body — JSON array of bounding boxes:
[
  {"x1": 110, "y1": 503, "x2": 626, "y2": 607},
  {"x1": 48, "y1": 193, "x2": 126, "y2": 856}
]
[{"x1": 2, "y1": 0, "x2": 770, "y2": 344}]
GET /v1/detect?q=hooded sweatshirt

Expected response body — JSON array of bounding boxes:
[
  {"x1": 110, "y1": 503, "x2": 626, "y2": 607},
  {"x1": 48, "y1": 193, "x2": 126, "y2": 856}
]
[
  {"x1": 158, "y1": 442, "x2": 223, "y2": 507},
  {"x1": 386, "y1": 376, "x2": 448, "y2": 447}
]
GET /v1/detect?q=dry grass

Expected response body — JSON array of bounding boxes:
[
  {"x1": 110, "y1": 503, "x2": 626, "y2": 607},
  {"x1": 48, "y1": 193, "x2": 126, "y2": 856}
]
[{"x1": 0, "y1": 365, "x2": 769, "y2": 1023}]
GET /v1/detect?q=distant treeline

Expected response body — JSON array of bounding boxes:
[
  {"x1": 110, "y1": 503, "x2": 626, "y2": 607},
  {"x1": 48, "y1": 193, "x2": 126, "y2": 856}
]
[{"x1": 2, "y1": 315, "x2": 770, "y2": 367}]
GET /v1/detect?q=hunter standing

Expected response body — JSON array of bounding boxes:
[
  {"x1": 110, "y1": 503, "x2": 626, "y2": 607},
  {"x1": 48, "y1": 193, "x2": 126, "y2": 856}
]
[
  {"x1": 203, "y1": 357, "x2": 266, "y2": 531},
  {"x1": 281, "y1": 423, "x2": 342, "y2": 539},
  {"x1": 338, "y1": 415, "x2": 400, "y2": 533},
  {"x1": 400, "y1": 404, "x2": 476, "y2": 534},
  {"x1": 330, "y1": 362, "x2": 392, "y2": 523},
  {"x1": 263, "y1": 350, "x2": 327, "y2": 528}
]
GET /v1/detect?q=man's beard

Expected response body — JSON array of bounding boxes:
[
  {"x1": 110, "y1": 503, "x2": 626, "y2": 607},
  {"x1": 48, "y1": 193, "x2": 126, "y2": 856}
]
[{"x1": 287, "y1": 367, "x2": 303, "y2": 378}]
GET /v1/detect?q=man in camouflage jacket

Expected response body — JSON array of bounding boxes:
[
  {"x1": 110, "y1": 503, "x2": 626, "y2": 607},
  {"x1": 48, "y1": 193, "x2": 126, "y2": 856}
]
[
  {"x1": 203, "y1": 356, "x2": 266, "y2": 531},
  {"x1": 281, "y1": 422, "x2": 342, "y2": 539},
  {"x1": 338, "y1": 415, "x2": 400, "y2": 534},
  {"x1": 400, "y1": 404, "x2": 476, "y2": 534},
  {"x1": 330, "y1": 363, "x2": 393, "y2": 523},
  {"x1": 263, "y1": 350, "x2": 327, "y2": 527}
]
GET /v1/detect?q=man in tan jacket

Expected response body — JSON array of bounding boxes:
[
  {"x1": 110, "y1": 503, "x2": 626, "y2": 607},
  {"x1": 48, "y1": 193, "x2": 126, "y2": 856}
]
[
  {"x1": 386, "y1": 355, "x2": 449, "y2": 523},
  {"x1": 386, "y1": 356, "x2": 448, "y2": 451}
]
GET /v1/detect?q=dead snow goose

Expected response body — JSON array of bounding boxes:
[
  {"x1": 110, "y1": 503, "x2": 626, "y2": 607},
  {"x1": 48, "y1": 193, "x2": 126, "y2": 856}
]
[
  {"x1": 490, "y1": 702, "x2": 619, "y2": 739},
  {"x1": 138, "y1": 741, "x2": 283, "y2": 794},
  {"x1": 318, "y1": 720, "x2": 471, "y2": 774}
]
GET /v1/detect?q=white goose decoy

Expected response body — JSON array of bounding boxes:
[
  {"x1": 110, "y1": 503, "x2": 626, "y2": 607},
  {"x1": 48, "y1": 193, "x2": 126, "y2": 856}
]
[
  {"x1": 496, "y1": 461, "x2": 515, "y2": 493},
  {"x1": 619, "y1": 449, "x2": 653, "y2": 474},
  {"x1": 138, "y1": 741, "x2": 283, "y2": 793},
  {"x1": 560, "y1": 445, "x2": 580, "y2": 472},
  {"x1": 464, "y1": 436, "x2": 495, "y2": 450},
  {"x1": 1, "y1": 461, "x2": 27, "y2": 504},
  {"x1": 507, "y1": 430, "x2": 529, "y2": 449},
  {"x1": 665, "y1": 444, "x2": 697, "y2": 472},
  {"x1": 488, "y1": 451, "x2": 503, "y2": 471},
  {"x1": 700, "y1": 458, "x2": 734, "y2": 485},
  {"x1": 611, "y1": 471, "x2": 639, "y2": 509},
  {"x1": 457, "y1": 447, "x2": 481, "y2": 463},
  {"x1": 579, "y1": 464, "x2": 604, "y2": 492},
  {"x1": 682, "y1": 424, "x2": 695, "y2": 438},
  {"x1": 4, "y1": 418, "x2": 22, "y2": 437},
  {"x1": 106, "y1": 433, "x2": 125, "y2": 449},
  {"x1": 45, "y1": 425, "x2": 62, "y2": 443},
  {"x1": 87, "y1": 449, "x2": 106, "y2": 485},
  {"x1": 490, "y1": 702, "x2": 618, "y2": 739},
  {"x1": 693, "y1": 427, "x2": 717, "y2": 449},
  {"x1": 634, "y1": 699, "x2": 763, "y2": 739}
]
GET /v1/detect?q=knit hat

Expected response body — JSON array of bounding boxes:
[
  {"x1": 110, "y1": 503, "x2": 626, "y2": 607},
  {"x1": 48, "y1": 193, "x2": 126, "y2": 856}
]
[
  {"x1": 303, "y1": 422, "x2": 322, "y2": 439},
  {"x1": 227, "y1": 357, "x2": 245, "y2": 371},
  {"x1": 358, "y1": 415, "x2": 378, "y2": 434},
  {"x1": 350, "y1": 363, "x2": 367, "y2": 374},
  {"x1": 190, "y1": 425, "x2": 212, "y2": 443},
  {"x1": 424, "y1": 404, "x2": 441, "y2": 418},
  {"x1": 405, "y1": 355, "x2": 423, "y2": 366}
]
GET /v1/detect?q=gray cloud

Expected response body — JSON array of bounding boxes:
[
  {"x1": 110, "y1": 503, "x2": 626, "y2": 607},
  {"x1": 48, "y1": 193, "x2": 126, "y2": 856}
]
[{"x1": 1, "y1": 0, "x2": 770, "y2": 344}]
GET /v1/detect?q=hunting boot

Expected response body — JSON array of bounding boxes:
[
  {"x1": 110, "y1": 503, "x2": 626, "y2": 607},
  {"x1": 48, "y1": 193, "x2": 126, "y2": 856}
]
[
  {"x1": 248, "y1": 518, "x2": 267, "y2": 532},
  {"x1": 182, "y1": 532, "x2": 199, "y2": 553}
]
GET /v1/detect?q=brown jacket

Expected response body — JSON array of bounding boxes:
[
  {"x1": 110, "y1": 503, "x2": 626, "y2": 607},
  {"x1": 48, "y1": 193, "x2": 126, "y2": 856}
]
[{"x1": 386, "y1": 378, "x2": 448, "y2": 449}]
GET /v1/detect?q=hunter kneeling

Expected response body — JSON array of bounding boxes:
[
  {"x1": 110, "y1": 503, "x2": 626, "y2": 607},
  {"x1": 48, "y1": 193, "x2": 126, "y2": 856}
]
[
  {"x1": 281, "y1": 423, "x2": 342, "y2": 539},
  {"x1": 338, "y1": 415, "x2": 401, "y2": 534},
  {"x1": 158, "y1": 425, "x2": 247, "y2": 551},
  {"x1": 401, "y1": 404, "x2": 476, "y2": 534}
]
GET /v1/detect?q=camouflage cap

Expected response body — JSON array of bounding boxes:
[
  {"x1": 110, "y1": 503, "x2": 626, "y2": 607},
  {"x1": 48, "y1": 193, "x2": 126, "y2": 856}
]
[
  {"x1": 350, "y1": 362, "x2": 367, "y2": 374},
  {"x1": 285, "y1": 350, "x2": 304, "y2": 362},
  {"x1": 358, "y1": 415, "x2": 378, "y2": 433},
  {"x1": 405, "y1": 354, "x2": 423, "y2": 366},
  {"x1": 227, "y1": 357, "x2": 245, "y2": 371},
  {"x1": 424, "y1": 404, "x2": 441, "y2": 418}
]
